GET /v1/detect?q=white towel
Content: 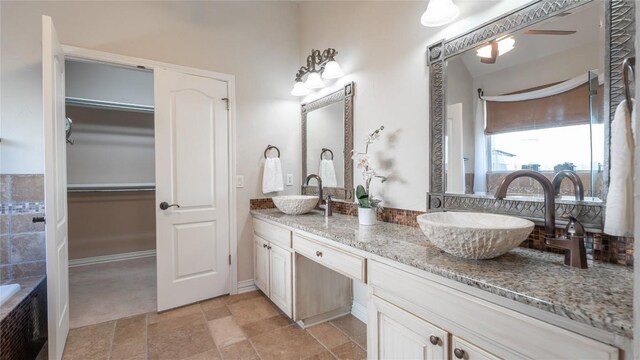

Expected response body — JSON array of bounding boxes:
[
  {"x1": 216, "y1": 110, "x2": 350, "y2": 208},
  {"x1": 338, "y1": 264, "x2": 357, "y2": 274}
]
[
  {"x1": 262, "y1": 157, "x2": 284, "y2": 194},
  {"x1": 604, "y1": 100, "x2": 635, "y2": 236},
  {"x1": 319, "y1": 159, "x2": 337, "y2": 187}
]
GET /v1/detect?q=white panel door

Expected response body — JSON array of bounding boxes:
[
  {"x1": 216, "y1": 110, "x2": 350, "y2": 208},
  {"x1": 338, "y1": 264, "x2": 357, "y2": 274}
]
[
  {"x1": 254, "y1": 235, "x2": 270, "y2": 295},
  {"x1": 269, "y1": 244, "x2": 292, "y2": 317},
  {"x1": 42, "y1": 15, "x2": 70, "y2": 360},
  {"x1": 155, "y1": 68, "x2": 230, "y2": 311},
  {"x1": 369, "y1": 296, "x2": 448, "y2": 360}
]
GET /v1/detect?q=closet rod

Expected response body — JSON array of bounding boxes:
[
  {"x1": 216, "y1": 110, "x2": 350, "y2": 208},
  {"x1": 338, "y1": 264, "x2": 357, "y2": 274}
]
[
  {"x1": 66, "y1": 97, "x2": 154, "y2": 113},
  {"x1": 67, "y1": 186, "x2": 155, "y2": 193}
]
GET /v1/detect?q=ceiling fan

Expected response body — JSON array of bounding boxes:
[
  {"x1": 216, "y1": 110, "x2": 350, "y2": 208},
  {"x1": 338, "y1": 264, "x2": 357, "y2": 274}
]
[{"x1": 477, "y1": 30, "x2": 576, "y2": 64}]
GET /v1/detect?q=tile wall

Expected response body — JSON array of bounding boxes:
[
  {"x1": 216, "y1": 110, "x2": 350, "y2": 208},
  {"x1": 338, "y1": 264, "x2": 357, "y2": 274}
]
[{"x1": 0, "y1": 175, "x2": 47, "y2": 281}]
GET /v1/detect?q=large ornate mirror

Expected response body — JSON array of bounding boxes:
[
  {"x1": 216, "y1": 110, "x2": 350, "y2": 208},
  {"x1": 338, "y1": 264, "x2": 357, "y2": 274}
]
[
  {"x1": 427, "y1": 0, "x2": 635, "y2": 230},
  {"x1": 302, "y1": 82, "x2": 354, "y2": 201}
]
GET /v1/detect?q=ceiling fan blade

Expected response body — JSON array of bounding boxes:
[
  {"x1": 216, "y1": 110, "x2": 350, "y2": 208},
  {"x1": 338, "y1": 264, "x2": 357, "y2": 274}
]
[
  {"x1": 480, "y1": 41, "x2": 498, "y2": 64},
  {"x1": 524, "y1": 30, "x2": 577, "y2": 35}
]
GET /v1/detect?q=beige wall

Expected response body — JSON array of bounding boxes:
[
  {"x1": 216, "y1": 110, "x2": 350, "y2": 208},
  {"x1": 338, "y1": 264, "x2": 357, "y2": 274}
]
[
  {"x1": 297, "y1": 1, "x2": 531, "y2": 211},
  {"x1": 1, "y1": 1, "x2": 302, "y2": 282},
  {"x1": 67, "y1": 191, "x2": 156, "y2": 260}
]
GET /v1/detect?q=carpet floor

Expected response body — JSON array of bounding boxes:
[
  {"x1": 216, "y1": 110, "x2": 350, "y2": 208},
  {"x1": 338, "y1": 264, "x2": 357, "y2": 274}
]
[{"x1": 69, "y1": 256, "x2": 156, "y2": 329}]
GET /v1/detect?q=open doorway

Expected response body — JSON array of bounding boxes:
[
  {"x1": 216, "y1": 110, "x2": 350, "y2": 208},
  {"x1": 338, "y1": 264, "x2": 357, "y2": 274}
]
[{"x1": 64, "y1": 59, "x2": 157, "y2": 328}]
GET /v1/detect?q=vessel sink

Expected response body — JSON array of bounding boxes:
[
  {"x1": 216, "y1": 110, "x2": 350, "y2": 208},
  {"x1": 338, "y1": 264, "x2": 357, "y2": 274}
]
[
  {"x1": 272, "y1": 195, "x2": 319, "y2": 215},
  {"x1": 417, "y1": 212, "x2": 535, "y2": 259}
]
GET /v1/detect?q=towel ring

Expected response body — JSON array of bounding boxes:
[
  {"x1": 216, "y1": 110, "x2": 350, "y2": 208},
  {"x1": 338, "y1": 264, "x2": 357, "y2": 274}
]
[
  {"x1": 320, "y1": 148, "x2": 334, "y2": 160},
  {"x1": 623, "y1": 57, "x2": 635, "y2": 114},
  {"x1": 264, "y1": 145, "x2": 280, "y2": 159}
]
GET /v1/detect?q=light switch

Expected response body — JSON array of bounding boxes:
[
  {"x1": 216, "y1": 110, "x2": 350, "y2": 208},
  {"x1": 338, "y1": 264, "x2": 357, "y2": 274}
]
[
  {"x1": 286, "y1": 174, "x2": 294, "y2": 186},
  {"x1": 236, "y1": 175, "x2": 244, "y2": 188}
]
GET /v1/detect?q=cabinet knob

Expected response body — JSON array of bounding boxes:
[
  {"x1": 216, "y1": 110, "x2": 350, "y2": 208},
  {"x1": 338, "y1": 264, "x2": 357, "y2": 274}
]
[
  {"x1": 267, "y1": 246, "x2": 272, "y2": 250},
  {"x1": 263, "y1": 244, "x2": 268, "y2": 248},
  {"x1": 429, "y1": 335, "x2": 439, "y2": 346},
  {"x1": 316, "y1": 251, "x2": 323, "y2": 257},
  {"x1": 454, "y1": 348, "x2": 465, "y2": 359}
]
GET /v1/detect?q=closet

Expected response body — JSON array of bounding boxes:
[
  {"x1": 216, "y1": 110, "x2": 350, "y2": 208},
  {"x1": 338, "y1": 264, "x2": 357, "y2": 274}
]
[{"x1": 65, "y1": 59, "x2": 157, "y2": 329}]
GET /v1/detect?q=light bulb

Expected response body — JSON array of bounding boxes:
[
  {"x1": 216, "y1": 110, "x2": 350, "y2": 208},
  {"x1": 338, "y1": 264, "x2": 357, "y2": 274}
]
[
  {"x1": 305, "y1": 72, "x2": 325, "y2": 89},
  {"x1": 420, "y1": 0, "x2": 460, "y2": 27},
  {"x1": 322, "y1": 60, "x2": 344, "y2": 79},
  {"x1": 291, "y1": 81, "x2": 310, "y2": 96}
]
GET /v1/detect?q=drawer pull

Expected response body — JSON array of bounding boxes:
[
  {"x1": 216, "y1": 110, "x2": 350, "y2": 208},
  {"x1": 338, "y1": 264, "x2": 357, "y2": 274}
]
[
  {"x1": 316, "y1": 251, "x2": 323, "y2": 257},
  {"x1": 454, "y1": 348, "x2": 465, "y2": 359},
  {"x1": 429, "y1": 335, "x2": 440, "y2": 346}
]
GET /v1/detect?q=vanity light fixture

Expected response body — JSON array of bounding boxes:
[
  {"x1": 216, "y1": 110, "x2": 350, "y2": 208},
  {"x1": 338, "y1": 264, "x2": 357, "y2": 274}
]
[
  {"x1": 477, "y1": 37, "x2": 515, "y2": 58},
  {"x1": 420, "y1": 0, "x2": 460, "y2": 27},
  {"x1": 290, "y1": 48, "x2": 344, "y2": 96},
  {"x1": 305, "y1": 71, "x2": 325, "y2": 89}
]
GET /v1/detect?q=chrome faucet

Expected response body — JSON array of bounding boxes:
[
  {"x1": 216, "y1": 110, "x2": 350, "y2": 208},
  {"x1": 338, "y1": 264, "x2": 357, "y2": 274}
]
[
  {"x1": 495, "y1": 170, "x2": 587, "y2": 269},
  {"x1": 303, "y1": 174, "x2": 333, "y2": 217},
  {"x1": 552, "y1": 170, "x2": 585, "y2": 201},
  {"x1": 495, "y1": 170, "x2": 556, "y2": 238}
]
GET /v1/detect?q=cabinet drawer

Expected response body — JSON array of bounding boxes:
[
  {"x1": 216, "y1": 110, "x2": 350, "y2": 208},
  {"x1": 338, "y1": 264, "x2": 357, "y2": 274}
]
[
  {"x1": 369, "y1": 261, "x2": 618, "y2": 360},
  {"x1": 253, "y1": 218, "x2": 291, "y2": 249},
  {"x1": 293, "y1": 233, "x2": 366, "y2": 282},
  {"x1": 452, "y1": 336, "x2": 501, "y2": 360}
]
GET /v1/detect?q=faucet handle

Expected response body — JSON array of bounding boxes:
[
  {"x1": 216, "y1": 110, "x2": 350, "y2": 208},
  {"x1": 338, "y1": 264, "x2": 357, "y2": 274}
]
[{"x1": 563, "y1": 216, "x2": 585, "y2": 237}]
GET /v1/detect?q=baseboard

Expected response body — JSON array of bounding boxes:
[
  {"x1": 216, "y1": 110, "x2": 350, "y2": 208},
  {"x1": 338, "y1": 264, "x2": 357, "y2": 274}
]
[
  {"x1": 69, "y1": 250, "x2": 156, "y2": 267},
  {"x1": 237, "y1": 279, "x2": 258, "y2": 294},
  {"x1": 351, "y1": 301, "x2": 368, "y2": 324}
]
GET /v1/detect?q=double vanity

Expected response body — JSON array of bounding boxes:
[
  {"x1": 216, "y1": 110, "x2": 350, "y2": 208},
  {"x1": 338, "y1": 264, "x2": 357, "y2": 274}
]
[
  {"x1": 261, "y1": 0, "x2": 636, "y2": 358},
  {"x1": 251, "y1": 208, "x2": 632, "y2": 359}
]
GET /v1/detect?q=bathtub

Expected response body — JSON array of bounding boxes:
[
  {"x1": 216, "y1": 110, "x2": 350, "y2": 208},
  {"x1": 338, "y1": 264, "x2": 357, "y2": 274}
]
[{"x1": 0, "y1": 283, "x2": 21, "y2": 306}]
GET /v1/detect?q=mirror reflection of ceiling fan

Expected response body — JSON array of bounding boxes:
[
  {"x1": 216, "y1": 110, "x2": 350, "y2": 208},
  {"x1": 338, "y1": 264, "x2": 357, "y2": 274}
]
[{"x1": 477, "y1": 30, "x2": 577, "y2": 64}]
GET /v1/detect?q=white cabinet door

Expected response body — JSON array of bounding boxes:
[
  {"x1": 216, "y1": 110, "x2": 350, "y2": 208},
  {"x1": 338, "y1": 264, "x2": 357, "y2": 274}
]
[
  {"x1": 452, "y1": 336, "x2": 501, "y2": 360},
  {"x1": 155, "y1": 68, "x2": 230, "y2": 311},
  {"x1": 254, "y1": 235, "x2": 270, "y2": 295},
  {"x1": 42, "y1": 15, "x2": 70, "y2": 360},
  {"x1": 369, "y1": 296, "x2": 448, "y2": 360},
  {"x1": 269, "y1": 243, "x2": 292, "y2": 317}
]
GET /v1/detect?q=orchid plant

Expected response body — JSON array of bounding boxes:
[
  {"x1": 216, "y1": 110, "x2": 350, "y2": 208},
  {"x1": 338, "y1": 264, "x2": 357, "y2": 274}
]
[{"x1": 352, "y1": 125, "x2": 387, "y2": 209}]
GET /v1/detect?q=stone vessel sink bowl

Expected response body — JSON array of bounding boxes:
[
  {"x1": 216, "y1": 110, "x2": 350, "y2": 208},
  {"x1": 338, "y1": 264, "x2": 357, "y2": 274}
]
[
  {"x1": 272, "y1": 195, "x2": 319, "y2": 215},
  {"x1": 417, "y1": 212, "x2": 535, "y2": 259}
]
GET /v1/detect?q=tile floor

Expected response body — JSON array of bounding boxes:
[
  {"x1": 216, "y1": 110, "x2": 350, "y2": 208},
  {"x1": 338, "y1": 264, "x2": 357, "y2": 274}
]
[
  {"x1": 62, "y1": 290, "x2": 367, "y2": 360},
  {"x1": 69, "y1": 257, "x2": 157, "y2": 329}
]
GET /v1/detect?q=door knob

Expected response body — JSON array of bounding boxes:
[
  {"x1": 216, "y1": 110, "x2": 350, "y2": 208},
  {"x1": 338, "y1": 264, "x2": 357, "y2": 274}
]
[{"x1": 159, "y1": 202, "x2": 180, "y2": 210}]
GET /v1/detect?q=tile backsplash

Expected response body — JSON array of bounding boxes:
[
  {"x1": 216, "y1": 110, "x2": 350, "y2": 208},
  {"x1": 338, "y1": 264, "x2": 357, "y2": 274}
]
[
  {"x1": 0, "y1": 175, "x2": 46, "y2": 281},
  {"x1": 250, "y1": 197, "x2": 634, "y2": 267}
]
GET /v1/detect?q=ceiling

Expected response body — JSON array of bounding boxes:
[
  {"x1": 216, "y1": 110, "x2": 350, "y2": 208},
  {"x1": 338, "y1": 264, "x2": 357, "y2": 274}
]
[{"x1": 457, "y1": 2, "x2": 605, "y2": 79}]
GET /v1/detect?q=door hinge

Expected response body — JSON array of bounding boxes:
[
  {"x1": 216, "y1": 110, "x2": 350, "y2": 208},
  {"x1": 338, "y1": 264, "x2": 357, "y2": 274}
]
[
  {"x1": 229, "y1": 254, "x2": 232, "y2": 265},
  {"x1": 222, "y1": 97, "x2": 229, "y2": 111}
]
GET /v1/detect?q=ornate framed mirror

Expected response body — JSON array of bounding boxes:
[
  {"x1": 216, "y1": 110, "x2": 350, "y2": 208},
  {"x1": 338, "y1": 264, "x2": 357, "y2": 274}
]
[
  {"x1": 426, "y1": 0, "x2": 635, "y2": 230},
  {"x1": 301, "y1": 82, "x2": 355, "y2": 201}
]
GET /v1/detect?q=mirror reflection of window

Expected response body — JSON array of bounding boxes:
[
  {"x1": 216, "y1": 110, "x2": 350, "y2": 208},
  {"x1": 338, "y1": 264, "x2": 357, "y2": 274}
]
[{"x1": 444, "y1": 1, "x2": 605, "y2": 202}]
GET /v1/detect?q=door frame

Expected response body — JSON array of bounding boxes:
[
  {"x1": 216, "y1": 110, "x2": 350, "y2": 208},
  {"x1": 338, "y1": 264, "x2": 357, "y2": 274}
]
[{"x1": 60, "y1": 45, "x2": 239, "y2": 295}]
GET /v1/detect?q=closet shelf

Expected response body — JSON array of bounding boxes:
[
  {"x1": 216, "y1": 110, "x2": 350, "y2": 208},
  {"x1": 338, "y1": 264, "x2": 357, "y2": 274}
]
[{"x1": 66, "y1": 97, "x2": 154, "y2": 113}]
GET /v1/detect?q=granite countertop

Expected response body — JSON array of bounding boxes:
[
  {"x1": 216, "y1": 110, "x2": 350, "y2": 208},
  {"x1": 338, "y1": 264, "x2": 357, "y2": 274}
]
[{"x1": 251, "y1": 209, "x2": 634, "y2": 338}]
